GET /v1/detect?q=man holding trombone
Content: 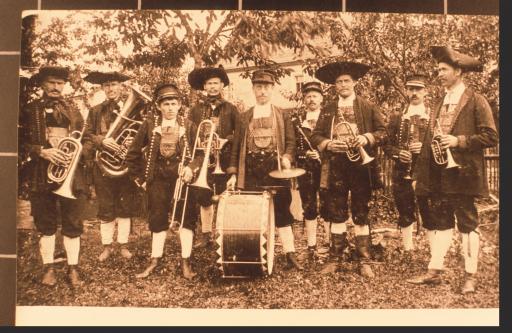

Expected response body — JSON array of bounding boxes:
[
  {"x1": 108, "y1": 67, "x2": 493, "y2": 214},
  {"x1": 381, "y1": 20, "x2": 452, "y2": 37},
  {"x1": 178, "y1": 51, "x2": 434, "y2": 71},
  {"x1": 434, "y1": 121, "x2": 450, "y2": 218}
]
[
  {"x1": 407, "y1": 46, "x2": 498, "y2": 294},
  {"x1": 311, "y1": 61, "x2": 386, "y2": 278},
  {"x1": 19, "y1": 66, "x2": 88, "y2": 287},
  {"x1": 186, "y1": 66, "x2": 239, "y2": 248},
  {"x1": 383, "y1": 73, "x2": 429, "y2": 255}
]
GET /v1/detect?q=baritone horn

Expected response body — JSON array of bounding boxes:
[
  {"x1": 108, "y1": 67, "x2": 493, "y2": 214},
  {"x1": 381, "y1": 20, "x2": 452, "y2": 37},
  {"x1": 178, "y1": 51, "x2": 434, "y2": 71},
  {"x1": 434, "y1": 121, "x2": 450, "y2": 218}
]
[
  {"x1": 331, "y1": 116, "x2": 374, "y2": 165},
  {"x1": 431, "y1": 119, "x2": 460, "y2": 169},
  {"x1": 96, "y1": 85, "x2": 151, "y2": 177}
]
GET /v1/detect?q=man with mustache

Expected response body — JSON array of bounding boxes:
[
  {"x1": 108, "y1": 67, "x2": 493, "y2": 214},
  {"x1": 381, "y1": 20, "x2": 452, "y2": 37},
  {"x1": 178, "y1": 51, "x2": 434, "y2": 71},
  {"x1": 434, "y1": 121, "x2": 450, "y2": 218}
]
[
  {"x1": 20, "y1": 66, "x2": 89, "y2": 287},
  {"x1": 291, "y1": 81, "x2": 328, "y2": 262},
  {"x1": 384, "y1": 74, "x2": 430, "y2": 255},
  {"x1": 186, "y1": 66, "x2": 239, "y2": 249},
  {"x1": 311, "y1": 62, "x2": 387, "y2": 278},
  {"x1": 83, "y1": 71, "x2": 141, "y2": 263},
  {"x1": 407, "y1": 46, "x2": 498, "y2": 294}
]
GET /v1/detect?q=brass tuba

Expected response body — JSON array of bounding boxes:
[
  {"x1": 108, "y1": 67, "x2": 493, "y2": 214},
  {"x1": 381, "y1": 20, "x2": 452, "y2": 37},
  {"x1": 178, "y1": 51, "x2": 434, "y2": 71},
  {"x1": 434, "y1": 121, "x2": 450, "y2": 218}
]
[
  {"x1": 96, "y1": 86, "x2": 151, "y2": 177},
  {"x1": 431, "y1": 119, "x2": 460, "y2": 169},
  {"x1": 331, "y1": 115, "x2": 374, "y2": 165},
  {"x1": 47, "y1": 127, "x2": 86, "y2": 200}
]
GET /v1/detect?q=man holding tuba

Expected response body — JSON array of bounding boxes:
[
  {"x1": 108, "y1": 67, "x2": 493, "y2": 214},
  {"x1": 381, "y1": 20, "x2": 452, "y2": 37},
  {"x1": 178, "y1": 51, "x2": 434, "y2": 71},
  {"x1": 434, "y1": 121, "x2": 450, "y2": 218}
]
[
  {"x1": 125, "y1": 83, "x2": 202, "y2": 279},
  {"x1": 83, "y1": 71, "x2": 140, "y2": 262},
  {"x1": 310, "y1": 62, "x2": 386, "y2": 278},
  {"x1": 407, "y1": 46, "x2": 498, "y2": 294},
  {"x1": 19, "y1": 66, "x2": 89, "y2": 287},
  {"x1": 383, "y1": 73, "x2": 430, "y2": 255},
  {"x1": 186, "y1": 66, "x2": 239, "y2": 248}
]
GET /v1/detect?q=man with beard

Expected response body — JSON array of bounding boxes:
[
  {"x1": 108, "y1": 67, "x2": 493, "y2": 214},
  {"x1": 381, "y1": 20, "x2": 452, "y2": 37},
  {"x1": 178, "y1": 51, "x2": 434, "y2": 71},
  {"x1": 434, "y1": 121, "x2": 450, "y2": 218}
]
[
  {"x1": 187, "y1": 66, "x2": 239, "y2": 248},
  {"x1": 20, "y1": 66, "x2": 88, "y2": 286}
]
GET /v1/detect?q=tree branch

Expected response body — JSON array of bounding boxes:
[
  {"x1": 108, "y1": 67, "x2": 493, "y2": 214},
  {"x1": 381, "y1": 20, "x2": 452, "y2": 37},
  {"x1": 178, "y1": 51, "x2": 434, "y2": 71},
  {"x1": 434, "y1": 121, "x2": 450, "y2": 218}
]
[
  {"x1": 173, "y1": 10, "x2": 198, "y2": 56},
  {"x1": 202, "y1": 12, "x2": 242, "y2": 56}
]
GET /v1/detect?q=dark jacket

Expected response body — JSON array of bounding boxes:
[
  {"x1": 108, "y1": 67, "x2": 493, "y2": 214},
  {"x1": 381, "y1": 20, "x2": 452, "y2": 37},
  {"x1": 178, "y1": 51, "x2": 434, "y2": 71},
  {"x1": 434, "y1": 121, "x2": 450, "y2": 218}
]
[
  {"x1": 19, "y1": 97, "x2": 89, "y2": 194},
  {"x1": 227, "y1": 105, "x2": 296, "y2": 188},
  {"x1": 414, "y1": 88, "x2": 498, "y2": 196},
  {"x1": 310, "y1": 95, "x2": 387, "y2": 189}
]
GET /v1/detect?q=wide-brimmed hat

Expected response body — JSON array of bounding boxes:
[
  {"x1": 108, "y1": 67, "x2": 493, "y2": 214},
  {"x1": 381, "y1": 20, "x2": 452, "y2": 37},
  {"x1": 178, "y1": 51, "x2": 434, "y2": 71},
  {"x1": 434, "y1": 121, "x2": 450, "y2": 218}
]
[
  {"x1": 154, "y1": 83, "x2": 181, "y2": 103},
  {"x1": 31, "y1": 66, "x2": 70, "y2": 85},
  {"x1": 405, "y1": 73, "x2": 429, "y2": 88},
  {"x1": 251, "y1": 69, "x2": 276, "y2": 84},
  {"x1": 430, "y1": 46, "x2": 483, "y2": 72},
  {"x1": 301, "y1": 81, "x2": 323, "y2": 95},
  {"x1": 315, "y1": 61, "x2": 371, "y2": 84},
  {"x1": 83, "y1": 71, "x2": 131, "y2": 84},
  {"x1": 188, "y1": 67, "x2": 230, "y2": 90}
]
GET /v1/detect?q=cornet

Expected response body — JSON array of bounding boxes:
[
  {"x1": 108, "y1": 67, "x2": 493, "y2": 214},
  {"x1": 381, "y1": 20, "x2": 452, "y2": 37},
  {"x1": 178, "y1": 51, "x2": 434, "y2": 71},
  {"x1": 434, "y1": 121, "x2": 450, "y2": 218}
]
[
  {"x1": 330, "y1": 114, "x2": 374, "y2": 165},
  {"x1": 431, "y1": 119, "x2": 460, "y2": 169}
]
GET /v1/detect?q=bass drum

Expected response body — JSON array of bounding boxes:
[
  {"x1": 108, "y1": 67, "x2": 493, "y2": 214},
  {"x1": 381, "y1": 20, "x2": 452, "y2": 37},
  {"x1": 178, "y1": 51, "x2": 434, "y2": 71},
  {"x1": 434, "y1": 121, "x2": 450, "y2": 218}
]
[{"x1": 215, "y1": 190, "x2": 275, "y2": 278}]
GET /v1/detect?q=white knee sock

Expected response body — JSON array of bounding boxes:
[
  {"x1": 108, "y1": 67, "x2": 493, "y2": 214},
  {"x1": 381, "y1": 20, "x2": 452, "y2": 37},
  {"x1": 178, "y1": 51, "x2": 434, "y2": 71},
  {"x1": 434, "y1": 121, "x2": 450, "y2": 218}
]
[
  {"x1": 100, "y1": 220, "x2": 115, "y2": 245},
  {"x1": 462, "y1": 231, "x2": 480, "y2": 274},
  {"x1": 63, "y1": 236, "x2": 80, "y2": 265},
  {"x1": 426, "y1": 229, "x2": 435, "y2": 251},
  {"x1": 278, "y1": 226, "x2": 296, "y2": 253},
  {"x1": 151, "y1": 231, "x2": 167, "y2": 258},
  {"x1": 305, "y1": 218, "x2": 317, "y2": 247},
  {"x1": 428, "y1": 229, "x2": 453, "y2": 271},
  {"x1": 200, "y1": 205, "x2": 214, "y2": 233},
  {"x1": 330, "y1": 222, "x2": 347, "y2": 235},
  {"x1": 116, "y1": 218, "x2": 131, "y2": 244},
  {"x1": 40, "y1": 234, "x2": 56, "y2": 265},
  {"x1": 354, "y1": 224, "x2": 370, "y2": 236},
  {"x1": 180, "y1": 228, "x2": 194, "y2": 258},
  {"x1": 401, "y1": 225, "x2": 414, "y2": 251}
]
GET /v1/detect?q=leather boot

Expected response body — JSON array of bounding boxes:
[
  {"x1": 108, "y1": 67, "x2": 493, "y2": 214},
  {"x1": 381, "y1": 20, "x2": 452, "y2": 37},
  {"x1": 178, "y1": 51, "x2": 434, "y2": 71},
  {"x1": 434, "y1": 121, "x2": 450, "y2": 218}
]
[
  {"x1": 406, "y1": 269, "x2": 443, "y2": 285},
  {"x1": 42, "y1": 264, "x2": 57, "y2": 286},
  {"x1": 286, "y1": 252, "x2": 304, "y2": 271},
  {"x1": 356, "y1": 235, "x2": 375, "y2": 278},
  {"x1": 461, "y1": 273, "x2": 477, "y2": 294},
  {"x1": 68, "y1": 265, "x2": 82, "y2": 287},
  {"x1": 182, "y1": 258, "x2": 197, "y2": 280},
  {"x1": 119, "y1": 245, "x2": 133, "y2": 259},
  {"x1": 135, "y1": 257, "x2": 159, "y2": 279},
  {"x1": 307, "y1": 246, "x2": 317, "y2": 261},
  {"x1": 98, "y1": 244, "x2": 113, "y2": 262},
  {"x1": 320, "y1": 233, "x2": 346, "y2": 274},
  {"x1": 193, "y1": 232, "x2": 213, "y2": 249}
]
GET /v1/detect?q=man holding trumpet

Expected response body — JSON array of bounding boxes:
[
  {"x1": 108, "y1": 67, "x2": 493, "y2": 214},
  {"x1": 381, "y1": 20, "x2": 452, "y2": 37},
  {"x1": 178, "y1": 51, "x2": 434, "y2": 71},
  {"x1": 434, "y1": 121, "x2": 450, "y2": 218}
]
[
  {"x1": 407, "y1": 46, "x2": 498, "y2": 294},
  {"x1": 311, "y1": 61, "x2": 386, "y2": 278}
]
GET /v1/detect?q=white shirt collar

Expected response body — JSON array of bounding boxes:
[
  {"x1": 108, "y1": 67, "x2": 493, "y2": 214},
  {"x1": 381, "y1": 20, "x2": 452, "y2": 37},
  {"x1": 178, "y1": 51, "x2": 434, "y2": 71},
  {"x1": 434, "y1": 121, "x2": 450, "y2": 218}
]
[
  {"x1": 443, "y1": 81, "x2": 466, "y2": 105},
  {"x1": 405, "y1": 104, "x2": 429, "y2": 119},
  {"x1": 337, "y1": 93, "x2": 356, "y2": 107},
  {"x1": 302, "y1": 109, "x2": 321, "y2": 129},
  {"x1": 161, "y1": 118, "x2": 177, "y2": 128},
  {"x1": 253, "y1": 103, "x2": 272, "y2": 119}
]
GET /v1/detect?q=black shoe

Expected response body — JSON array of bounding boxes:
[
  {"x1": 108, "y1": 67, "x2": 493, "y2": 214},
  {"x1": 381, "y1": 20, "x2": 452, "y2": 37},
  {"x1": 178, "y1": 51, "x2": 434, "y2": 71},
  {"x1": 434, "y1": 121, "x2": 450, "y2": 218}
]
[
  {"x1": 182, "y1": 258, "x2": 197, "y2": 280},
  {"x1": 42, "y1": 264, "x2": 57, "y2": 286},
  {"x1": 406, "y1": 269, "x2": 443, "y2": 285},
  {"x1": 330, "y1": 233, "x2": 347, "y2": 257},
  {"x1": 136, "y1": 257, "x2": 159, "y2": 278},
  {"x1": 307, "y1": 246, "x2": 317, "y2": 261},
  {"x1": 68, "y1": 265, "x2": 82, "y2": 287},
  {"x1": 355, "y1": 235, "x2": 375, "y2": 278},
  {"x1": 461, "y1": 273, "x2": 477, "y2": 294},
  {"x1": 286, "y1": 252, "x2": 304, "y2": 271}
]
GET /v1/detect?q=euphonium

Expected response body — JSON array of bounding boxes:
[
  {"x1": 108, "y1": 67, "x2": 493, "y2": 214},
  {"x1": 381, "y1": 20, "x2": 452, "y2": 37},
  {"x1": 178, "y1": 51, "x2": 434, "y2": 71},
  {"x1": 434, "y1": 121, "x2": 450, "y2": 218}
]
[
  {"x1": 431, "y1": 119, "x2": 460, "y2": 169},
  {"x1": 96, "y1": 85, "x2": 151, "y2": 177},
  {"x1": 47, "y1": 129, "x2": 85, "y2": 200},
  {"x1": 331, "y1": 115, "x2": 374, "y2": 165}
]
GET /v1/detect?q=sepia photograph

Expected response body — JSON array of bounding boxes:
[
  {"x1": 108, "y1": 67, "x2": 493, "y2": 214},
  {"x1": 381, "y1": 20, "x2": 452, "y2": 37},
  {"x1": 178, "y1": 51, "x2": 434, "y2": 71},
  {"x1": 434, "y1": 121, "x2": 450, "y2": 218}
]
[{"x1": 15, "y1": 7, "x2": 499, "y2": 324}]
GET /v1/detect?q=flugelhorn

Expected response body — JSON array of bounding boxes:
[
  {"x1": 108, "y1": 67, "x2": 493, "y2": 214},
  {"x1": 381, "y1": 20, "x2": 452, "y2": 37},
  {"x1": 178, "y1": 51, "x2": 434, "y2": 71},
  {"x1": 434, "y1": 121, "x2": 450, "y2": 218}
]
[
  {"x1": 96, "y1": 85, "x2": 151, "y2": 177},
  {"x1": 47, "y1": 123, "x2": 87, "y2": 199},
  {"x1": 431, "y1": 119, "x2": 460, "y2": 169},
  {"x1": 330, "y1": 114, "x2": 374, "y2": 165}
]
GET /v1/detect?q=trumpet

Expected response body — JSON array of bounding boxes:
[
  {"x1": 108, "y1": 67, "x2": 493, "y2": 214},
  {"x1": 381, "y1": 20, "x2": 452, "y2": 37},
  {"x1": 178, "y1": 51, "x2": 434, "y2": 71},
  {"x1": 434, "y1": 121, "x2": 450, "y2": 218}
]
[
  {"x1": 431, "y1": 119, "x2": 460, "y2": 169},
  {"x1": 330, "y1": 115, "x2": 374, "y2": 165},
  {"x1": 47, "y1": 124, "x2": 86, "y2": 199}
]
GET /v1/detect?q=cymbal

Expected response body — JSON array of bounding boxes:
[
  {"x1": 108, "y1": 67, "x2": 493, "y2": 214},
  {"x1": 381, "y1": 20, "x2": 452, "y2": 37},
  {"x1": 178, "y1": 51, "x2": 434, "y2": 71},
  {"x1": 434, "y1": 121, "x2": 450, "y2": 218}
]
[{"x1": 269, "y1": 168, "x2": 306, "y2": 179}]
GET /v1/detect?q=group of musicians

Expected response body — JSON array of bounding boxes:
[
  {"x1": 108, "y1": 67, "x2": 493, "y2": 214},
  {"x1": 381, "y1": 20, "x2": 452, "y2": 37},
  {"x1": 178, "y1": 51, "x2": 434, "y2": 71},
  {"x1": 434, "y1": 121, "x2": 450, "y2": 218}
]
[{"x1": 20, "y1": 45, "x2": 498, "y2": 296}]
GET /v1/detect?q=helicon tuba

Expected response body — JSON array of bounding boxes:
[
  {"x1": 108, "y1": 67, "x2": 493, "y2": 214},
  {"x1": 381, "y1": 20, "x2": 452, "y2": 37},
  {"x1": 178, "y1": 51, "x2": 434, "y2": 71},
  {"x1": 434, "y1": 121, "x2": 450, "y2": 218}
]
[
  {"x1": 96, "y1": 85, "x2": 151, "y2": 177},
  {"x1": 331, "y1": 115, "x2": 374, "y2": 165},
  {"x1": 431, "y1": 119, "x2": 460, "y2": 169}
]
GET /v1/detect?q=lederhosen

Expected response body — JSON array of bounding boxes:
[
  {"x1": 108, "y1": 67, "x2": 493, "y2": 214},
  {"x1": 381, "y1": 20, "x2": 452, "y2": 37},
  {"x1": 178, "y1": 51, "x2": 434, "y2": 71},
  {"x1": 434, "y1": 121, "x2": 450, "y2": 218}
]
[
  {"x1": 386, "y1": 108, "x2": 429, "y2": 228},
  {"x1": 86, "y1": 100, "x2": 139, "y2": 221},
  {"x1": 126, "y1": 115, "x2": 199, "y2": 232},
  {"x1": 414, "y1": 89, "x2": 498, "y2": 233},
  {"x1": 188, "y1": 98, "x2": 237, "y2": 207},
  {"x1": 244, "y1": 112, "x2": 294, "y2": 228},
  {"x1": 293, "y1": 111, "x2": 327, "y2": 221},
  {"x1": 23, "y1": 98, "x2": 87, "y2": 238}
]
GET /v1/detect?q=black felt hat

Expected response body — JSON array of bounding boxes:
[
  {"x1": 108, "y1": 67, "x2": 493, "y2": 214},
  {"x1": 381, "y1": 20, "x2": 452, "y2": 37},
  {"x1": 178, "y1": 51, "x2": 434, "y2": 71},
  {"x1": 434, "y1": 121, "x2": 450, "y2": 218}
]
[
  {"x1": 83, "y1": 71, "x2": 132, "y2": 84},
  {"x1": 301, "y1": 81, "x2": 323, "y2": 94},
  {"x1": 154, "y1": 83, "x2": 181, "y2": 103},
  {"x1": 31, "y1": 66, "x2": 70, "y2": 85},
  {"x1": 315, "y1": 61, "x2": 371, "y2": 84},
  {"x1": 188, "y1": 67, "x2": 230, "y2": 91},
  {"x1": 430, "y1": 46, "x2": 483, "y2": 72}
]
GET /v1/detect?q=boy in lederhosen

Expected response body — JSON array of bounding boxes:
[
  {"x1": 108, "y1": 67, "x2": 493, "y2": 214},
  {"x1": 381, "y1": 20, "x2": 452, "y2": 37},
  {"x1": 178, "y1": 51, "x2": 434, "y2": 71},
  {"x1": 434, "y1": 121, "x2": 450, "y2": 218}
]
[{"x1": 126, "y1": 83, "x2": 202, "y2": 279}]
